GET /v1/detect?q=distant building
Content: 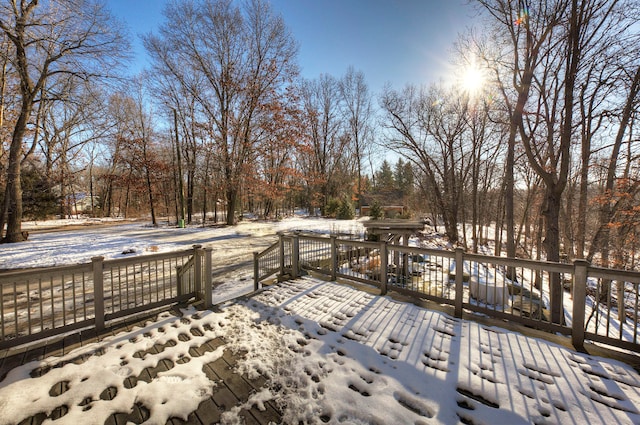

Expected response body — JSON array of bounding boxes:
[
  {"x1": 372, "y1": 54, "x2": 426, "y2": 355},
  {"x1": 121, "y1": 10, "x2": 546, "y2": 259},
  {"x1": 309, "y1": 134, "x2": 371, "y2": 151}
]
[
  {"x1": 360, "y1": 205, "x2": 407, "y2": 217},
  {"x1": 63, "y1": 192, "x2": 95, "y2": 216}
]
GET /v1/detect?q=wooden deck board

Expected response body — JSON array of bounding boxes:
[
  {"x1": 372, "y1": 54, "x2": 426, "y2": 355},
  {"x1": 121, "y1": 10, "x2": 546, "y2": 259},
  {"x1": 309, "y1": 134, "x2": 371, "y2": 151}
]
[
  {"x1": 19, "y1": 344, "x2": 45, "y2": 366},
  {"x1": 42, "y1": 338, "x2": 65, "y2": 359},
  {"x1": 78, "y1": 326, "x2": 106, "y2": 347},
  {"x1": 192, "y1": 398, "x2": 221, "y2": 424},
  {"x1": 168, "y1": 412, "x2": 203, "y2": 425},
  {"x1": 211, "y1": 356, "x2": 253, "y2": 401},
  {"x1": 0, "y1": 348, "x2": 31, "y2": 382},
  {"x1": 62, "y1": 330, "x2": 83, "y2": 355},
  {"x1": 0, "y1": 310, "x2": 283, "y2": 425},
  {"x1": 210, "y1": 383, "x2": 240, "y2": 413},
  {"x1": 216, "y1": 351, "x2": 282, "y2": 424}
]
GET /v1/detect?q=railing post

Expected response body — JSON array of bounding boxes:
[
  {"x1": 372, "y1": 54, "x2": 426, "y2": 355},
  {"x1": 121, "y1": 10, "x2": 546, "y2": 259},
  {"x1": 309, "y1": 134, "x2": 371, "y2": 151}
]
[
  {"x1": 203, "y1": 247, "x2": 213, "y2": 309},
  {"x1": 292, "y1": 234, "x2": 300, "y2": 279},
  {"x1": 92, "y1": 256, "x2": 105, "y2": 331},
  {"x1": 572, "y1": 259, "x2": 589, "y2": 350},
  {"x1": 331, "y1": 235, "x2": 338, "y2": 281},
  {"x1": 176, "y1": 264, "x2": 184, "y2": 297},
  {"x1": 254, "y1": 252, "x2": 260, "y2": 291},
  {"x1": 279, "y1": 234, "x2": 285, "y2": 277},
  {"x1": 380, "y1": 241, "x2": 388, "y2": 295},
  {"x1": 193, "y1": 244, "x2": 203, "y2": 299},
  {"x1": 454, "y1": 247, "x2": 465, "y2": 318}
]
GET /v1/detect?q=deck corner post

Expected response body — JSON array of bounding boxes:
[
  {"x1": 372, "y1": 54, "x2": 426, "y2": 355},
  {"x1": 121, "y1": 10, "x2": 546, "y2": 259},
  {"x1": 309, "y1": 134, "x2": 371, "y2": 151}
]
[
  {"x1": 193, "y1": 245, "x2": 203, "y2": 300},
  {"x1": 454, "y1": 247, "x2": 465, "y2": 318},
  {"x1": 203, "y1": 247, "x2": 213, "y2": 308},
  {"x1": 572, "y1": 259, "x2": 589, "y2": 350},
  {"x1": 254, "y1": 252, "x2": 260, "y2": 291},
  {"x1": 380, "y1": 241, "x2": 388, "y2": 295},
  {"x1": 279, "y1": 234, "x2": 285, "y2": 277},
  {"x1": 176, "y1": 263, "x2": 184, "y2": 297},
  {"x1": 292, "y1": 234, "x2": 300, "y2": 279},
  {"x1": 92, "y1": 256, "x2": 105, "y2": 331}
]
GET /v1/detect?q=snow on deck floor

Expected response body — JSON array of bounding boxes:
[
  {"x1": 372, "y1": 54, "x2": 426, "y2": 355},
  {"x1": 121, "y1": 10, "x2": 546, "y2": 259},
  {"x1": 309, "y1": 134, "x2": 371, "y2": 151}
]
[{"x1": 1, "y1": 277, "x2": 640, "y2": 425}]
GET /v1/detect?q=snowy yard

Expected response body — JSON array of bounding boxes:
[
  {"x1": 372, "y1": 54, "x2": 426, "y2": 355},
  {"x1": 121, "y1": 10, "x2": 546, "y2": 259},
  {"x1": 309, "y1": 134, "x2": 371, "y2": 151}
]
[{"x1": 1, "y1": 217, "x2": 640, "y2": 424}]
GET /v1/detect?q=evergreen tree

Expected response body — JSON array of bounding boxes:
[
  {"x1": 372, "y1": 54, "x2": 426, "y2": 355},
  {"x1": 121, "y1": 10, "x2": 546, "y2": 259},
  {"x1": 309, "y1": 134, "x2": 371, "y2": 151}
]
[
  {"x1": 376, "y1": 160, "x2": 395, "y2": 191},
  {"x1": 394, "y1": 158, "x2": 414, "y2": 199},
  {"x1": 21, "y1": 163, "x2": 59, "y2": 220}
]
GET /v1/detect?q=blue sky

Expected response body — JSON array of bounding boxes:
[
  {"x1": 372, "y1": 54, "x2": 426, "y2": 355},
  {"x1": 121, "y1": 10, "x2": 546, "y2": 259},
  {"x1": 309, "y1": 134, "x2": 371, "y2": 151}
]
[{"x1": 109, "y1": 0, "x2": 478, "y2": 94}]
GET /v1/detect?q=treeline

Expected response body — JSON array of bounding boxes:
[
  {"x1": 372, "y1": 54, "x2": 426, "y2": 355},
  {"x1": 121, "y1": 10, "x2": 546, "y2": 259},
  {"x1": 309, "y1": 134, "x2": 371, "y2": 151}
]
[{"x1": 1, "y1": 0, "x2": 640, "y2": 277}]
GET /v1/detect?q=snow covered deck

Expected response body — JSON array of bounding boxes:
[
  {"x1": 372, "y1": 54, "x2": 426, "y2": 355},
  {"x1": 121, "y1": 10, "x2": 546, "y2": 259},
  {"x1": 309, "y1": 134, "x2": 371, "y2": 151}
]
[
  {"x1": 0, "y1": 307, "x2": 281, "y2": 424},
  {"x1": 1, "y1": 277, "x2": 640, "y2": 424}
]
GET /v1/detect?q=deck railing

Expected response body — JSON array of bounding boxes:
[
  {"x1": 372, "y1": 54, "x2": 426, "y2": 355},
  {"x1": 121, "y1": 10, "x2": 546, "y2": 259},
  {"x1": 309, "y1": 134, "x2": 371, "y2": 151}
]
[
  {"x1": 4, "y1": 232, "x2": 636, "y2": 353},
  {"x1": 0, "y1": 245, "x2": 212, "y2": 349},
  {"x1": 254, "y1": 233, "x2": 640, "y2": 352},
  {"x1": 253, "y1": 236, "x2": 293, "y2": 288}
]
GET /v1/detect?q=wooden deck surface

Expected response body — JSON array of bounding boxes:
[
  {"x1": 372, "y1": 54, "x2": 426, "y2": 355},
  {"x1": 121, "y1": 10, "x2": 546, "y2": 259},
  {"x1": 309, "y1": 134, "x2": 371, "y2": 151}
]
[
  {"x1": 0, "y1": 308, "x2": 282, "y2": 425},
  {"x1": 4, "y1": 281, "x2": 640, "y2": 425}
]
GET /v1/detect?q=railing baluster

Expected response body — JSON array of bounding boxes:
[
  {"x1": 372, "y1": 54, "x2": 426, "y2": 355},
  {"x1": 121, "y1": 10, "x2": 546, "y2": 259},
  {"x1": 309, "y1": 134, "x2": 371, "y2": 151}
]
[
  {"x1": 72, "y1": 273, "x2": 77, "y2": 323},
  {"x1": 13, "y1": 282, "x2": 18, "y2": 337},
  {"x1": 380, "y1": 242, "x2": 388, "y2": 295},
  {"x1": 634, "y1": 284, "x2": 639, "y2": 345},
  {"x1": 61, "y1": 273, "x2": 67, "y2": 326},
  {"x1": 26, "y1": 280, "x2": 31, "y2": 335},
  {"x1": 82, "y1": 272, "x2": 87, "y2": 320},
  {"x1": 454, "y1": 247, "x2": 464, "y2": 318},
  {"x1": 0, "y1": 282, "x2": 4, "y2": 339},
  {"x1": 92, "y1": 256, "x2": 105, "y2": 331},
  {"x1": 49, "y1": 276, "x2": 55, "y2": 331}
]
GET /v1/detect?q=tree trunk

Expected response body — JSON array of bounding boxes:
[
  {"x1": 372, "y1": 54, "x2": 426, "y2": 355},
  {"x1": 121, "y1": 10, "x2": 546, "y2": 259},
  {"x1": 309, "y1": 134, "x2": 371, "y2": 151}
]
[
  {"x1": 105, "y1": 181, "x2": 113, "y2": 217},
  {"x1": 543, "y1": 186, "x2": 563, "y2": 324},
  {"x1": 505, "y1": 122, "x2": 516, "y2": 259},
  {"x1": 202, "y1": 173, "x2": 208, "y2": 226},
  {"x1": 576, "y1": 126, "x2": 590, "y2": 259},
  {"x1": 213, "y1": 194, "x2": 218, "y2": 224},
  {"x1": 226, "y1": 187, "x2": 237, "y2": 225},
  {"x1": 2, "y1": 103, "x2": 31, "y2": 243},
  {"x1": 144, "y1": 162, "x2": 157, "y2": 226},
  {"x1": 494, "y1": 178, "x2": 505, "y2": 257},
  {"x1": 174, "y1": 109, "x2": 185, "y2": 226},
  {"x1": 443, "y1": 208, "x2": 459, "y2": 245},
  {"x1": 187, "y1": 169, "x2": 194, "y2": 224},
  {"x1": 89, "y1": 161, "x2": 95, "y2": 217}
]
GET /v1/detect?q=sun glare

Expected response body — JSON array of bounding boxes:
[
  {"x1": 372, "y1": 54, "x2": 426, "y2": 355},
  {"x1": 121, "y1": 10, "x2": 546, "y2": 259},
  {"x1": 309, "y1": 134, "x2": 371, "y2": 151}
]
[{"x1": 461, "y1": 66, "x2": 485, "y2": 96}]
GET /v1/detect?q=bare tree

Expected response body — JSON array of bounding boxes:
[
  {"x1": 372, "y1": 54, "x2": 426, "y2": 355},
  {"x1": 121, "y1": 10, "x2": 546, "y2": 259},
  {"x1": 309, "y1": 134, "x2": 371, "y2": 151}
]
[
  {"x1": 475, "y1": 0, "x2": 639, "y2": 323},
  {"x1": 0, "y1": 0, "x2": 128, "y2": 242},
  {"x1": 130, "y1": 78, "x2": 161, "y2": 226},
  {"x1": 380, "y1": 83, "x2": 471, "y2": 243},
  {"x1": 144, "y1": 0, "x2": 297, "y2": 225},
  {"x1": 101, "y1": 84, "x2": 167, "y2": 225},
  {"x1": 587, "y1": 64, "x2": 640, "y2": 264},
  {"x1": 465, "y1": 101, "x2": 503, "y2": 253},
  {"x1": 146, "y1": 62, "x2": 203, "y2": 225},
  {"x1": 36, "y1": 78, "x2": 109, "y2": 219},
  {"x1": 298, "y1": 74, "x2": 349, "y2": 215},
  {"x1": 475, "y1": 0, "x2": 570, "y2": 265},
  {"x1": 339, "y1": 67, "x2": 373, "y2": 214}
]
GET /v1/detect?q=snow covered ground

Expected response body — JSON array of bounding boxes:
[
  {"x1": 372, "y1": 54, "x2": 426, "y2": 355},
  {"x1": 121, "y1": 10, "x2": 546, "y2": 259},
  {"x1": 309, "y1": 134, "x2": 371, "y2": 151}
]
[{"x1": 1, "y1": 217, "x2": 640, "y2": 424}]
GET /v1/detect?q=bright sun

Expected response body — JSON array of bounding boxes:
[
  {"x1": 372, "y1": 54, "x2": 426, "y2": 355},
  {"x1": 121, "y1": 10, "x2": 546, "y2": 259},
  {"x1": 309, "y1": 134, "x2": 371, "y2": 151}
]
[{"x1": 461, "y1": 66, "x2": 485, "y2": 96}]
